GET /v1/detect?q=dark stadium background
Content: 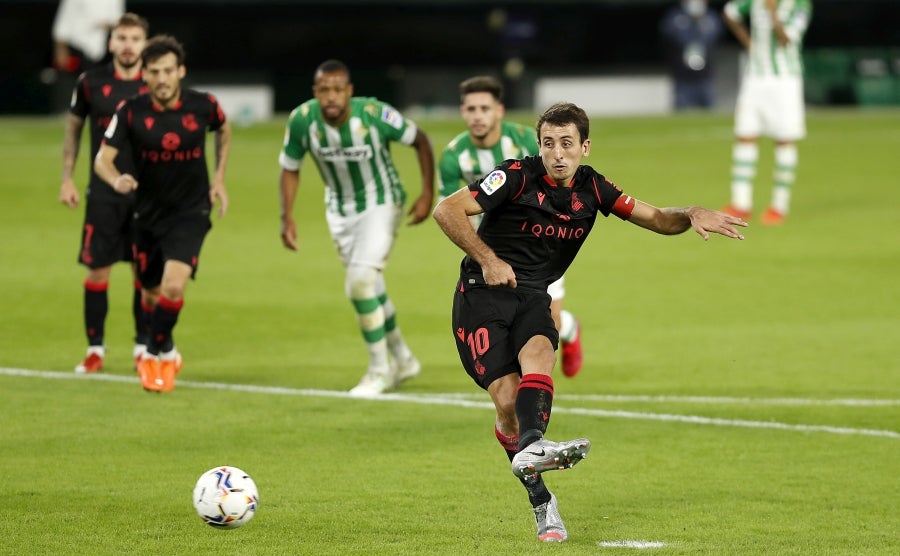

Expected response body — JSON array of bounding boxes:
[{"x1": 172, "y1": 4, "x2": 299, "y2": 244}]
[{"x1": 1, "y1": 0, "x2": 898, "y2": 113}]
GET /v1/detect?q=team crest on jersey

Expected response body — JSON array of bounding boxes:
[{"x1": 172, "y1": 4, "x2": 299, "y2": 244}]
[
  {"x1": 480, "y1": 170, "x2": 507, "y2": 195},
  {"x1": 381, "y1": 107, "x2": 404, "y2": 130},
  {"x1": 571, "y1": 192, "x2": 584, "y2": 211},
  {"x1": 102, "y1": 84, "x2": 112, "y2": 98},
  {"x1": 182, "y1": 114, "x2": 199, "y2": 132}
]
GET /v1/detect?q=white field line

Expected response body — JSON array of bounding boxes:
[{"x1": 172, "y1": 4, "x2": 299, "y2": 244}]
[
  {"x1": 599, "y1": 540, "x2": 666, "y2": 549},
  {"x1": 422, "y1": 391, "x2": 900, "y2": 407},
  {"x1": 2, "y1": 367, "x2": 899, "y2": 440},
  {"x1": 549, "y1": 394, "x2": 898, "y2": 407}
]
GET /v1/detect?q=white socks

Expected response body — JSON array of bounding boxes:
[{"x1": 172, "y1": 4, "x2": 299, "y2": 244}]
[
  {"x1": 772, "y1": 144, "x2": 798, "y2": 214},
  {"x1": 730, "y1": 142, "x2": 758, "y2": 211},
  {"x1": 730, "y1": 141, "x2": 798, "y2": 214},
  {"x1": 558, "y1": 310, "x2": 577, "y2": 343}
]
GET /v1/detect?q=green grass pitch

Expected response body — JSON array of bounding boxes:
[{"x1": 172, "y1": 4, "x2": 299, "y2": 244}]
[{"x1": 0, "y1": 108, "x2": 898, "y2": 555}]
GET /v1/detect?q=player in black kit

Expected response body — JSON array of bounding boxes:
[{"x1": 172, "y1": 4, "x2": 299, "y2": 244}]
[
  {"x1": 433, "y1": 102, "x2": 747, "y2": 543},
  {"x1": 59, "y1": 13, "x2": 149, "y2": 374},
  {"x1": 94, "y1": 35, "x2": 231, "y2": 393}
]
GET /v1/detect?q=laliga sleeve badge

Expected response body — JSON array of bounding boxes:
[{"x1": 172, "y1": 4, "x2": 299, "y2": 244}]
[{"x1": 480, "y1": 170, "x2": 507, "y2": 195}]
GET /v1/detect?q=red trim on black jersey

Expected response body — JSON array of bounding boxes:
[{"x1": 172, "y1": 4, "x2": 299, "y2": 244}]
[
  {"x1": 511, "y1": 173, "x2": 527, "y2": 201},
  {"x1": 112, "y1": 69, "x2": 143, "y2": 81},
  {"x1": 590, "y1": 176, "x2": 602, "y2": 203},
  {"x1": 151, "y1": 98, "x2": 183, "y2": 112},
  {"x1": 81, "y1": 77, "x2": 91, "y2": 103}
]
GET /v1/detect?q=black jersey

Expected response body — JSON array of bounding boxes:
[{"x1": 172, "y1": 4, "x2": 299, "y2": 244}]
[
  {"x1": 70, "y1": 63, "x2": 148, "y2": 201},
  {"x1": 462, "y1": 155, "x2": 634, "y2": 291},
  {"x1": 103, "y1": 89, "x2": 226, "y2": 225}
]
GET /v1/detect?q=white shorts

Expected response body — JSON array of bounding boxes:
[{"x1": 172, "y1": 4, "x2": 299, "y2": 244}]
[
  {"x1": 325, "y1": 203, "x2": 402, "y2": 269},
  {"x1": 734, "y1": 75, "x2": 806, "y2": 141},
  {"x1": 548, "y1": 275, "x2": 565, "y2": 301}
]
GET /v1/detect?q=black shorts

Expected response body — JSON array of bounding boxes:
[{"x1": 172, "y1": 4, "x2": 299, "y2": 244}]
[
  {"x1": 133, "y1": 213, "x2": 211, "y2": 289},
  {"x1": 77, "y1": 197, "x2": 135, "y2": 268},
  {"x1": 451, "y1": 282, "x2": 558, "y2": 390}
]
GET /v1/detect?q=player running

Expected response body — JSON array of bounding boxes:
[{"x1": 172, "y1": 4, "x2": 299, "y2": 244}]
[{"x1": 95, "y1": 35, "x2": 230, "y2": 392}]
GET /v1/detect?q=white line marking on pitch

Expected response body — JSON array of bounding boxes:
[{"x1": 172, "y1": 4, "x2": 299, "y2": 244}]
[
  {"x1": 599, "y1": 540, "x2": 666, "y2": 549},
  {"x1": 389, "y1": 391, "x2": 900, "y2": 407},
  {"x1": 555, "y1": 394, "x2": 900, "y2": 407},
  {"x1": 2, "y1": 367, "x2": 898, "y2": 439}
]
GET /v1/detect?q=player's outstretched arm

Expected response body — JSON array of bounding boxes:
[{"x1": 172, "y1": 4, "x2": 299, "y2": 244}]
[
  {"x1": 407, "y1": 128, "x2": 435, "y2": 226},
  {"x1": 627, "y1": 200, "x2": 747, "y2": 240}
]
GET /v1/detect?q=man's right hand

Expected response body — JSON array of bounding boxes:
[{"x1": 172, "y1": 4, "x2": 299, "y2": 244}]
[
  {"x1": 112, "y1": 174, "x2": 138, "y2": 194},
  {"x1": 281, "y1": 217, "x2": 298, "y2": 251},
  {"x1": 59, "y1": 178, "x2": 79, "y2": 208},
  {"x1": 482, "y1": 255, "x2": 517, "y2": 288}
]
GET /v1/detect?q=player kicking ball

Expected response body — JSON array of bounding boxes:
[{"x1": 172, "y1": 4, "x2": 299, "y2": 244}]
[{"x1": 434, "y1": 102, "x2": 746, "y2": 542}]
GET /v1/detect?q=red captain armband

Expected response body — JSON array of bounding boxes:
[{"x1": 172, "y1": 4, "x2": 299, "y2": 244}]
[{"x1": 611, "y1": 194, "x2": 636, "y2": 220}]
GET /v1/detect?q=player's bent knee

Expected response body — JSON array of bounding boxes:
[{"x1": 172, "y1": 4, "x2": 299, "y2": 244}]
[{"x1": 345, "y1": 264, "x2": 378, "y2": 299}]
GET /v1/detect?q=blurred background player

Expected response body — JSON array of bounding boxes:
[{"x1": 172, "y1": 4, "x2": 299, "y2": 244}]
[
  {"x1": 278, "y1": 59, "x2": 435, "y2": 397},
  {"x1": 52, "y1": 0, "x2": 125, "y2": 74},
  {"x1": 659, "y1": 0, "x2": 724, "y2": 110},
  {"x1": 722, "y1": 0, "x2": 812, "y2": 225},
  {"x1": 95, "y1": 34, "x2": 231, "y2": 392},
  {"x1": 438, "y1": 76, "x2": 584, "y2": 377},
  {"x1": 59, "y1": 12, "x2": 149, "y2": 374}
]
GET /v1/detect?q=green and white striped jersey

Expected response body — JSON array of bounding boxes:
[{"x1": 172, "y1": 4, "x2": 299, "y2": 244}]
[
  {"x1": 438, "y1": 121, "x2": 537, "y2": 198},
  {"x1": 279, "y1": 97, "x2": 418, "y2": 216},
  {"x1": 725, "y1": 0, "x2": 812, "y2": 78}
]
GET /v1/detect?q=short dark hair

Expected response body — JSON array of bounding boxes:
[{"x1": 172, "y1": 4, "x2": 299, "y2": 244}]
[
  {"x1": 459, "y1": 76, "x2": 503, "y2": 103},
  {"x1": 536, "y1": 102, "x2": 590, "y2": 143},
  {"x1": 315, "y1": 59, "x2": 350, "y2": 81},
  {"x1": 141, "y1": 35, "x2": 185, "y2": 66},
  {"x1": 115, "y1": 12, "x2": 149, "y2": 35}
]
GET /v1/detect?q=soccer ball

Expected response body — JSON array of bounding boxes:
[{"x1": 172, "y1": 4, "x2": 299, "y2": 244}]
[{"x1": 192, "y1": 466, "x2": 259, "y2": 528}]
